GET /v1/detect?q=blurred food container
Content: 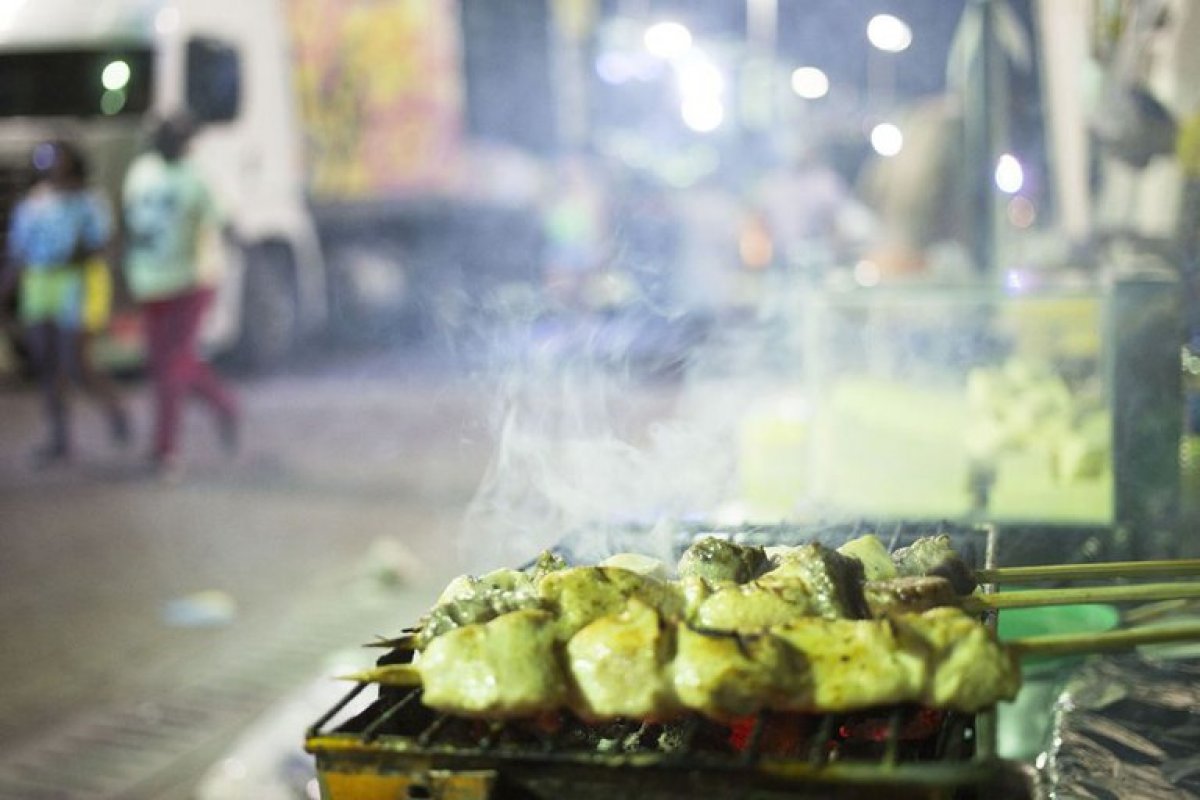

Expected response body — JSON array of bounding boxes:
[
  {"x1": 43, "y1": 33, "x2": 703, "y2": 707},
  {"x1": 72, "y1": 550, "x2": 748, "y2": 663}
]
[
  {"x1": 740, "y1": 281, "x2": 1118, "y2": 524},
  {"x1": 994, "y1": 602, "x2": 1120, "y2": 760}
]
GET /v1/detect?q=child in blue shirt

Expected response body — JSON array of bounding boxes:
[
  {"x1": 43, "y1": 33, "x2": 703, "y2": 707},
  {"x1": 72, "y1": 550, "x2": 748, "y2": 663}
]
[{"x1": 2, "y1": 140, "x2": 129, "y2": 464}]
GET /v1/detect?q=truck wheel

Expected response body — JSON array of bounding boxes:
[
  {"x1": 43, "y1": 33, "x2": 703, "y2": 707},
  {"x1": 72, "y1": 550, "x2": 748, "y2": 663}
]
[
  {"x1": 325, "y1": 243, "x2": 418, "y2": 345},
  {"x1": 236, "y1": 244, "x2": 299, "y2": 370}
]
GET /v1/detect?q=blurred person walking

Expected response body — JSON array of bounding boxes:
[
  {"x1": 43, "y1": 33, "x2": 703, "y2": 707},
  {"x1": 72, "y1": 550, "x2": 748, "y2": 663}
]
[
  {"x1": 122, "y1": 115, "x2": 239, "y2": 476},
  {"x1": 0, "y1": 140, "x2": 130, "y2": 466}
]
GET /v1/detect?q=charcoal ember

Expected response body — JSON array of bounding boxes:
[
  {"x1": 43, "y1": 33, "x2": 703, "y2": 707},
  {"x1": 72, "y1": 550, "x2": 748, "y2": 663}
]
[
  {"x1": 726, "y1": 714, "x2": 814, "y2": 757},
  {"x1": 838, "y1": 708, "x2": 946, "y2": 743}
]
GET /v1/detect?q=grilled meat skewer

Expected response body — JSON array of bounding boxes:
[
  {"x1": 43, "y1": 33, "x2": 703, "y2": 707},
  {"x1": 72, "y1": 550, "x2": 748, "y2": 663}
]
[
  {"x1": 413, "y1": 534, "x2": 975, "y2": 649},
  {"x1": 411, "y1": 604, "x2": 1019, "y2": 721}
]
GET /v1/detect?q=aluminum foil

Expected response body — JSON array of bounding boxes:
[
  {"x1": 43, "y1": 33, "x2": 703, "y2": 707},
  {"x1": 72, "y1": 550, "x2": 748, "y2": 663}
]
[{"x1": 1041, "y1": 653, "x2": 1200, "y2": 799}]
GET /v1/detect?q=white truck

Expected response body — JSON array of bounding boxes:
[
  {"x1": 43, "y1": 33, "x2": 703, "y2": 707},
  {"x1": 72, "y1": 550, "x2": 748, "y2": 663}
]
[{"x1": 0, "y1": 0, "x2": 538, "y2": 370}]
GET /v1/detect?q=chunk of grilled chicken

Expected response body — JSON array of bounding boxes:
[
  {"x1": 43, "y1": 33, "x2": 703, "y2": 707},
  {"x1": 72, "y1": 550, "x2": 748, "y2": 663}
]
[
  {"x1": 537, "y1": 566, "x2": 685, "y2": 641},
  {"x1": 836, "y1": 534, "x2": 898, "y2": 581},
  {"x1": 418, "y1": 608, "x2": 568, "y2": 718},
  {"x1": 689, "y1": 577, "x2": 816, "y2": 631},
  {"x1": 567, "y1": 598, "x2": 678, "y2": 720},
  {"x1": 415, "y1": 578, "x2": 542, "y2": 652},
  {"x1": 892, "y1": 534, "x2": 977, "y2": 594},
  {"x1": 764, "y1": 543, "x2": 869, "y2": 619},
  {"x1": 417, "y1": 553, "x2": 569, "y2": 648},
  {"x1": 892, "y1": 606, "x2": 1021, "y2": 711},
  {"x1": 677, "y1": 537, "x2": 769, "y2": 583},
  {"x1": 863, "y1": 576, "x2": 960, "y2": 618},
  {"x1": 766, "y1": 615, "x2": 928, "y2": 715},
  {"x1": 672, "y1": 624, "x2": 808, "y2": 719}
]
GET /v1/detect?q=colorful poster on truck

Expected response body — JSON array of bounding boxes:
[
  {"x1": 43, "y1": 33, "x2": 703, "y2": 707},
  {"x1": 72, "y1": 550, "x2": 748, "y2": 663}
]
[{"x1": 285, "y1": 0, "x2": 464, "y2": 200}]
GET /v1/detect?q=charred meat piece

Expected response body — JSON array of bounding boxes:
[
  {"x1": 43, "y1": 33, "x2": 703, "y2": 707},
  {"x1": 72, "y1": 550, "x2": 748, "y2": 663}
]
[
  {"x1": 416, "y1": 553, "x2": 570, "y2": 649},
  {"x1": 691, "y1": 578, "x2": 815, "y2": 631},
  {"x1": 892, "y1": 606, "x2": 1021, "y2": 711},
  {"x1": 436, "y1": 567, "x2": 532, "y2": 605},
  {"x1": 892, "y1": 535, "x2": 978, "y2": 594},
  {"x1": 418, "y1": 572, "x2": 545, "y2": 649},
  {"x1": 863, "y1": 576, "x2": 960, "y2": 617},
  {"x1": 836, "y1": 534, "x2": 898, "y2": 581},
  {"x1": 765, "y1": 543, "x2": 869, "y2": 619},
  {"x1": 673, "y1": 625, "x2": 810, "y2": 720},
  {"x1": 567, "y1": 598, "x2": 679, "y2": 720},
  {"x1": 677, "y1": 537, "x2": 769, "y2": 583},
  {"x1": 769, "y1": 615, "x2": 927, "y2": 713},
  {"x1": 418, "y1": 609, "x2": 568, "y2": 718},
  {"x1": 537, "y1": 565, "x2": 684, "y2": 641}
]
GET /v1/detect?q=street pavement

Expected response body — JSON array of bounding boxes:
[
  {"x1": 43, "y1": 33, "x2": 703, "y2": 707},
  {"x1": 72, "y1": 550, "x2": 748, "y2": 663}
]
[{"x1": 0, "y1": 342, "x2": 506, "y2": 798}]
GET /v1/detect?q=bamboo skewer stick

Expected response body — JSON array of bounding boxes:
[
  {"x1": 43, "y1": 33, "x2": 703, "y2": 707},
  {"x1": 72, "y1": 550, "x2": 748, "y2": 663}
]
[
  {"x1": 341, "y1": 664, "x2": 422, "y2": 687},
  {"x1": 1122, "y1": 597, "x2": 1200, "y2": 625},
  {"x1": 1009, "y1": 622, "x2": 1200, "y2": 658},
  {"x1": 963, "y1": 581, "x2": 1200, "y2": 612},
  {"x1": 975, "y1": 559, "x2": 1200, "y2": 585},
  {"x1": 365, "y1": 633, "x2": 418, "y2": 649}
]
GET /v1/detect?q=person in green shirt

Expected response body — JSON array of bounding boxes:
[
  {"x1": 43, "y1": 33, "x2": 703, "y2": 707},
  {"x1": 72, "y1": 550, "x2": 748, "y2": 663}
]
[{"x1": 122, "y1": 115, "x2": 239, "y2": 475}]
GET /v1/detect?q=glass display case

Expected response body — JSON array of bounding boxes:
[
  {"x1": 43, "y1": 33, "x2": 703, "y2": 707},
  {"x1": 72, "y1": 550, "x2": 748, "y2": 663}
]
[{"x1": 738, "y1": 267, "x2": 1182, "y2": 539}]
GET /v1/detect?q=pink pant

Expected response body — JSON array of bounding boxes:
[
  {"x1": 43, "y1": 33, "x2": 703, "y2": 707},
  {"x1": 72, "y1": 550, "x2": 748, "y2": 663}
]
[{"x1": 142, "y1": 287, "x2": 237, "y2": 459}]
